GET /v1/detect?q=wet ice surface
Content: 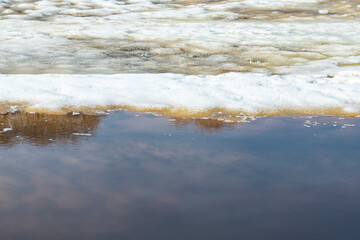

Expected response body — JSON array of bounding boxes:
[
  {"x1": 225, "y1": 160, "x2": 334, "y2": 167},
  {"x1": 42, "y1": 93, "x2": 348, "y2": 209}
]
[
  {"x1": 1, "y1": 0, "x2": 360, "y2": 75},
  {"x1": 0, "y1": 111, "x2": 360, "y2": 240}
]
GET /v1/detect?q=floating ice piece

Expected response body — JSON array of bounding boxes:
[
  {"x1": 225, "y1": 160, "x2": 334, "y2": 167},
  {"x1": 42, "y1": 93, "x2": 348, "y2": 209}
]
[
  {"x1": 342, "y1": 124, "x2": 356, "y2": 128},
  {"x1": 0, "y1": 128, "x2": 13, "y2": 133},
  {"x1": 72, "y1": 133, "x2": 92, "y2": 136},
  {"x1": 318, "y1": 9, "x2": 329, "y2": 15}
]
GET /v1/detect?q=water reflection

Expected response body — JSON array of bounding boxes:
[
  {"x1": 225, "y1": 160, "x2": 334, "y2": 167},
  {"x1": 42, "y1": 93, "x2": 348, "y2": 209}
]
[
  {"x1": 170, "y1": 118, "x2": 237, "y2": 132},
  {"x1": 0, "y1": 112, "x2": 103, "y2": 147},
  {"x1": 0, "y1": 112, "x2": 360, "y2": 240},
  {"x1": 0, "y1": 112, "x2": 247, "y2": 147}
]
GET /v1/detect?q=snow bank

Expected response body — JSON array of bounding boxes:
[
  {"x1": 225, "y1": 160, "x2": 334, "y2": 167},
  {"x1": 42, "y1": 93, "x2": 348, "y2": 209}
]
[{"x1": 1, "y1": 70, "x2": 360, "y2": 115}]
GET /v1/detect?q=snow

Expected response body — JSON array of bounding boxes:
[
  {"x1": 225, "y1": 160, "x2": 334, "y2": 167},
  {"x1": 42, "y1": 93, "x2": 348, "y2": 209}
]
[
  {"x1": 1, "y1": 69, "x2": 359, "y2": 115},
  {"x1": 0, "y1": 128, "x2": 13, "y2": 133},
  {"x1": 1, "y1": 0, "x2": 360, "y2": 117}
]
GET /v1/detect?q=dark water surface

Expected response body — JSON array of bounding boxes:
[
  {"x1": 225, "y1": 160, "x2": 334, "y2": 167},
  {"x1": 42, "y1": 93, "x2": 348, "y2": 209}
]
[{"x1": 0, "y1": 112, "x2": 360, "y2": 240}]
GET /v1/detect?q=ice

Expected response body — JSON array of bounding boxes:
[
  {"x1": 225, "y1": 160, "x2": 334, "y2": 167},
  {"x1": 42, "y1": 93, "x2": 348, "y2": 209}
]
[
  {"x1": 318, "y1": 9, "x2": 329, "y2": 14},
  {"x1": 0, "y1": 68, "x2": 359, "y2": 116},
  {"x1": 1, "y1": 0, "x2": 360, "y2": 75},
  {"x1": 1, "y1": 0, "x2": 360, "y2": 117},
  {"x1": 72, "y1": 133, "x2": 92, "y2": 136},
  {"x1": 0, "y1": 128, "x2": 13, "y2": 133}
]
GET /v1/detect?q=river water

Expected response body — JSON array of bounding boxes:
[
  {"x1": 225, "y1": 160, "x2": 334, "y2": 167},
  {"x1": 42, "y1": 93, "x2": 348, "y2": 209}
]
[{"x1": 1, "y1": 111, "x2": 360, "y2": 239}]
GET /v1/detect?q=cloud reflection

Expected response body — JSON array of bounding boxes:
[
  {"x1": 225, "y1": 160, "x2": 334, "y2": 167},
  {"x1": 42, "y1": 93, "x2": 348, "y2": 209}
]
[{"x1": 0, "y1": 113, "x2": 360, "y2": 239}]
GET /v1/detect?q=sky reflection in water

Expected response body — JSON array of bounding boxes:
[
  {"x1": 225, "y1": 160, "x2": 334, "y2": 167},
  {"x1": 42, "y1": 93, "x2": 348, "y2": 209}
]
[{"x1": 0, "y1": 112, "x2": 360, "y2": 240}]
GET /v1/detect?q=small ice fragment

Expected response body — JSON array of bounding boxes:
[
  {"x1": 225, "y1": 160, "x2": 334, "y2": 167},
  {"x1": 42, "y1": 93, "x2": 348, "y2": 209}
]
[
  {"x1": 303, "y1": 124, "x2": 311, "y2": 128},
  {"x1": 95, "y1": 111, "x2": 110, "y2": 116},
  {"x1": 149, "y1": 113, "x2": 162, "y2": 117},
  {"x1": 73, "y1": 133, "x2": 92, "y2": 136},
  {"x1": 168, "y1": 119, "x2": 176, "y2": 122},
  {"x1": 9, "y1": 106, "x2": 19, "y2": 113},
  {"x1": 0, "y1": 128, "x2": 13, "y2": 133},
  {"x1": 312, "y1": 121, "x2": 320, "y2": 126},
  {"x1": 72, "y1": 112, "x2": 80, "y2": 116},
  {"x1": 318, "y1": 9, "x2": 329, "y2": 14}
]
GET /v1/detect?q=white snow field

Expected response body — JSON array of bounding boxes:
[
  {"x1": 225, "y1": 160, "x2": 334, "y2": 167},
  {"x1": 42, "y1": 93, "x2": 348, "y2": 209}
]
[{"x1": 0, "y1": 0, "x2": 360, "y2": 117}]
